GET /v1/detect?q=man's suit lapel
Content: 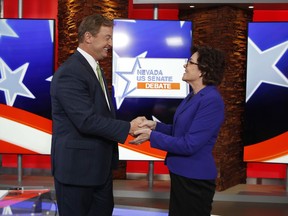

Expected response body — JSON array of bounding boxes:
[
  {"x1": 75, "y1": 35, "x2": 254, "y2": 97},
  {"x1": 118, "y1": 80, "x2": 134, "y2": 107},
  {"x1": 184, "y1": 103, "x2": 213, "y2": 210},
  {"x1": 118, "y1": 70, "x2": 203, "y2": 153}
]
[
  {"x1": 74, "y1": 51, "x2": 96, "y2": 78},
  {"x1": 98, "y1": 66, "x2": 116, "y2": 115},
  {"x1": 74, "y1": 51, "x2": 115, "y2": 115}
]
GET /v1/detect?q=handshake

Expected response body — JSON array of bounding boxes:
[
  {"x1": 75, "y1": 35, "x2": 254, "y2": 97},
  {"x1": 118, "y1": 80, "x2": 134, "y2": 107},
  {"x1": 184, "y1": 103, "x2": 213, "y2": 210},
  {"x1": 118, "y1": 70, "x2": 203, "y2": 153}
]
[{"x1": 129, "y1": 116, "x2": 156, "y2": 145}]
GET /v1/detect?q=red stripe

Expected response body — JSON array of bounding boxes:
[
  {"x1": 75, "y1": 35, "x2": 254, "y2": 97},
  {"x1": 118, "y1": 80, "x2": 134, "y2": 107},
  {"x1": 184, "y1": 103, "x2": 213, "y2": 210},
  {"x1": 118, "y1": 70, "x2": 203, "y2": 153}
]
[
  {"x1": 0, "y1": 140, "x2": 38, "y2": 154},
  {"x1": 0, "y1": 104, "x2": 52, "y2": 133},
  {"x1": 244, "y1": 132, "x2": 288, "y2": 162},
  {"x1": 0, "y1": 104, "x2": 166, "y2": 159},
  {"x1": 119, "y1": 134, "x2": 166, "y2": 159}
]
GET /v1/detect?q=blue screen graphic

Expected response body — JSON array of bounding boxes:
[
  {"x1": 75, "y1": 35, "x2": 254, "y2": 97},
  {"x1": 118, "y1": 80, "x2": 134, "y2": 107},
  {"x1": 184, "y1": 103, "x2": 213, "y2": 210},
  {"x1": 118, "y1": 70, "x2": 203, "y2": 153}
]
[
  {"x1": 112, "y1": 19, "x2": 192, "y2": 123},
  {"x1": 0, "y1": 19, "x2": 54, "y2": 119},
  {"x1": 245, "y1": 22, "x2": 288, "y2": 145}
]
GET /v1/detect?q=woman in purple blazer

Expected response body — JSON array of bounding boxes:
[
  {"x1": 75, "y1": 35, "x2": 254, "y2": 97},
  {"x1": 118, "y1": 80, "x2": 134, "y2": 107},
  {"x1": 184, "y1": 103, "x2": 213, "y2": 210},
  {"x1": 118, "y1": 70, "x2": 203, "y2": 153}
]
[{"x1": 131, "y1": 46, "x2": 225, "y2": 216}]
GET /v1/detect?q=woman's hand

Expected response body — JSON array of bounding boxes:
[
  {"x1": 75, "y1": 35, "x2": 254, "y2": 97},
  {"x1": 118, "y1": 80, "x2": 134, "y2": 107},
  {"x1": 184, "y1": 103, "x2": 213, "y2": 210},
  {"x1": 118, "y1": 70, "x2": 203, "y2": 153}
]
[
  {"x1": 129, "y1": 128, "x2": 152, "y2": 145},
  {"x1": 139, "y1": 120, "x2": 157, "y2": 130}
]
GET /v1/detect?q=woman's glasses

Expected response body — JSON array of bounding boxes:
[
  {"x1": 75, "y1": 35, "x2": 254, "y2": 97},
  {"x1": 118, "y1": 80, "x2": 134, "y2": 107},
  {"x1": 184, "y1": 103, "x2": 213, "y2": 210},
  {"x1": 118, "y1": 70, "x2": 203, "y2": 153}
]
[{"x1": 186, "y1": 59, "x2": 199, "y2": 67}]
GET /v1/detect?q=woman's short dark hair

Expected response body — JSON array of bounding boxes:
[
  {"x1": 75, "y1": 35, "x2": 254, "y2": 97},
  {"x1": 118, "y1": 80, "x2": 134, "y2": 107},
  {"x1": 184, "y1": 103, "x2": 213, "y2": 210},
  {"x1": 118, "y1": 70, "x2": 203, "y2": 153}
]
[
  {"x1": 192, "y1": 46, "x2": 225, "y2": 86},
  {"x1": 78, "y1": 14, "x2": 113, "y2": 43}
]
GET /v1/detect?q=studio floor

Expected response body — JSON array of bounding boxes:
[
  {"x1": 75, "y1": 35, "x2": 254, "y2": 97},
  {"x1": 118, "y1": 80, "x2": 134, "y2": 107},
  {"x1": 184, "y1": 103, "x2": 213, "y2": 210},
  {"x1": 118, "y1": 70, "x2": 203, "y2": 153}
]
[{"x1": 0, "y1": 174, "x2": 287, "y2": 216}]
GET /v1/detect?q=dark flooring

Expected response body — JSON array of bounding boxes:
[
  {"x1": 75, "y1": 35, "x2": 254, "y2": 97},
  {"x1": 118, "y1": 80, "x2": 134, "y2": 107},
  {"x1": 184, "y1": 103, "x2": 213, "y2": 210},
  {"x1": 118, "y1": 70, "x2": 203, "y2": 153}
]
[{"x1": 0, "y1": 174, "x2": 287, "y2": 216}]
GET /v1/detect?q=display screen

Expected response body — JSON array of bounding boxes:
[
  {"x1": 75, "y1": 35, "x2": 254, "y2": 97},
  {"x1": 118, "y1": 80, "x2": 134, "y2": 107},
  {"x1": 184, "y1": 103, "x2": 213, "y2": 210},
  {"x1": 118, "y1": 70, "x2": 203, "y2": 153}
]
[
  {"x1": 0, "y1": 19, "x2": 54, "y2": 154},
  {"x1": 112, "y1": 19, "x2": 192, "y2": 160},
  {"x1": 244, "y1": 22, "x2": 288, "y2": 163}
]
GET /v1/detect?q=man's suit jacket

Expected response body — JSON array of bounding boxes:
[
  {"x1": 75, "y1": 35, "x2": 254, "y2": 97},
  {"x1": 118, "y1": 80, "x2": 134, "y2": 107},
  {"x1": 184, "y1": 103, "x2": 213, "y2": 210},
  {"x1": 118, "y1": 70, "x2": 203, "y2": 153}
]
[
  {"x1": 150, "y1": 86, "x2": 224, "y2": 180},
  {"x1": 50, "y1": 51, "x2": 130, "y2": 186}
]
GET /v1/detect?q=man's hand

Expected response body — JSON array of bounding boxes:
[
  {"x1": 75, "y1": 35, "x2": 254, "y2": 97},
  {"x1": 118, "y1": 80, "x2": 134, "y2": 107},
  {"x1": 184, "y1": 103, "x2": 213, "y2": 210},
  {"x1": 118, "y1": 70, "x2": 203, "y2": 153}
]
[{"x1": 129, "y1": 116, "x2": 146, "y2": 135}]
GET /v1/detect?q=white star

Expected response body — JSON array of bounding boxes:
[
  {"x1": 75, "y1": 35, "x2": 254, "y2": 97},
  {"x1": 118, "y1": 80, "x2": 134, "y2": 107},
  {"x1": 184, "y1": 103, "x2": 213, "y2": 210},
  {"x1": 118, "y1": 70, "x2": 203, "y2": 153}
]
[
  {"x1": 112, "y1": 51, "x2": 147, "y2": 109},
  {"x1": 0, "y1": 58, "x2": 35, "y2": 106},
  {"x1": 246, "y1": 38, "x2": 288, "y2": 102},
  {"x1": 46, "y1": 76, "x2": 53, "y2": 82},
  {"x1": 116, "y1": 58, "x2": 141, "y2": 98},
  {"x1": 0, "y1": 20, "x2": 18, "y2": 38},
  {"x1": 48, "y1": 20, "x2": 54, "y2": 43}
]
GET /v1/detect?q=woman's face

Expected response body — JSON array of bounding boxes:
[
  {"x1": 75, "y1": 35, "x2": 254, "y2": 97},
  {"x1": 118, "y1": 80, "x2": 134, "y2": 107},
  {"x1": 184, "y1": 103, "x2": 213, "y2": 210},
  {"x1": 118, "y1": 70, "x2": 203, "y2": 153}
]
[{"x1": 182, "y1": 52, "x2": 202, "y2": 84}]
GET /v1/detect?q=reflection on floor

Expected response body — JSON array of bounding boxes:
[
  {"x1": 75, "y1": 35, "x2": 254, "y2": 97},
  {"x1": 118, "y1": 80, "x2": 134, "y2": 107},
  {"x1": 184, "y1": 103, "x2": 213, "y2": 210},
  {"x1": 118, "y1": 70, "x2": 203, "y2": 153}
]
[
  {"x1": 113, "y1": 207, "x2": 168, "y2": 216},
  {"x1": 0, "y1": 189, "x2": 56, "y2": 215},
  {"x1": 0, "y1": 174, "x2": 287, "y2": 216}
]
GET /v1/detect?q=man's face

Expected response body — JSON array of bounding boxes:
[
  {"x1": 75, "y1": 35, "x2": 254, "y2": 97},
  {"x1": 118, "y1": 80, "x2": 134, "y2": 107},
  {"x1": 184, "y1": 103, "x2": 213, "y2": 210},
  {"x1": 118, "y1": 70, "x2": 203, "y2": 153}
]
[{"x1": 89, "y1": 26, "x2": 113, "y2": 61}]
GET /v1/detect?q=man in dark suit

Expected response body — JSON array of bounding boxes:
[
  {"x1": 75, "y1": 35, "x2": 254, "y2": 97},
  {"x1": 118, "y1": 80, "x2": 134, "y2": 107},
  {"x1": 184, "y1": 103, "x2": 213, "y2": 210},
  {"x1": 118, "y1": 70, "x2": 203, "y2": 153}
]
[{"x1": 50, "y1": 14, "x2": 143, "y2": 216}]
